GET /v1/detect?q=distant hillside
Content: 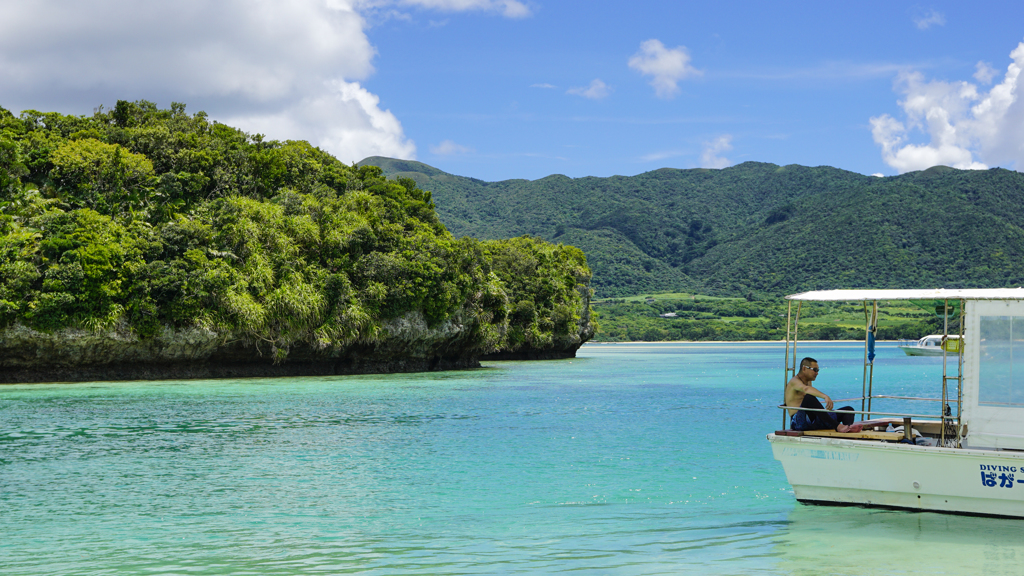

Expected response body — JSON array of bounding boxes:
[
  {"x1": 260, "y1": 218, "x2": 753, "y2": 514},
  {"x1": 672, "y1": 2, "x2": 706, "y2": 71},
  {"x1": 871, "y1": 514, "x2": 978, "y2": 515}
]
[{"x1": 359, "y1": 157, "x2": 1024, "y2": 298}]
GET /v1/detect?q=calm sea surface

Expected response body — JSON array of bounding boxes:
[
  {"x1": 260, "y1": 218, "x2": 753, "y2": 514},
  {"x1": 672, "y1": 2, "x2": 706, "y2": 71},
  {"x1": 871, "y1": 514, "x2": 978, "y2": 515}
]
[{"x1": 3, "y1": 342, "x2": 1023, "y2": 575}]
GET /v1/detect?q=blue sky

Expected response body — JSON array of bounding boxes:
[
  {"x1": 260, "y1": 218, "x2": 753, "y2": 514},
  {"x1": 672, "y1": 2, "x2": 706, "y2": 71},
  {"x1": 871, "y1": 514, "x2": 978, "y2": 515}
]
[{"x1": 2, "y1": 1, "x2": 1023, "y2": 181}]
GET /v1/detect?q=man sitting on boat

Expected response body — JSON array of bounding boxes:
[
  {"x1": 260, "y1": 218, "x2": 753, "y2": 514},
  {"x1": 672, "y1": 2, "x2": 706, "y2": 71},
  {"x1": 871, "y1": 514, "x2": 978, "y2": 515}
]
[{"x1": 785, "y1": 357, "x2": 863, "y2": 433}]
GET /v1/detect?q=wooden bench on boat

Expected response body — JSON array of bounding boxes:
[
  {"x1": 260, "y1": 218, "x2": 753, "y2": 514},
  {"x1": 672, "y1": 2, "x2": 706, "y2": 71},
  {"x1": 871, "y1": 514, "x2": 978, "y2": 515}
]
[
  {"x1": 776, "y1": 418, "x2": 941, "y2": 442},
  {"x1": 775, "y1": 429, "x2": 905, "y2": 441}
]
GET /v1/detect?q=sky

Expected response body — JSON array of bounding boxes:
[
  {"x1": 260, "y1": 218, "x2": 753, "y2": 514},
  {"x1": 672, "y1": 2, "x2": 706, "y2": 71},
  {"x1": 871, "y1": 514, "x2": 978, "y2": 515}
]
[{"x1": 2, "y1": 0, "x2": 1023, "y2": 182}]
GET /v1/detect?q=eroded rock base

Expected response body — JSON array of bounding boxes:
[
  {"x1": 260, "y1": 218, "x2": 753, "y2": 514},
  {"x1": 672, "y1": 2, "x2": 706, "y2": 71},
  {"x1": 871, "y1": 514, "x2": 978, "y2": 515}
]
[{"x1": 0, "y1": 356, "x2": 481, "y2": 384}]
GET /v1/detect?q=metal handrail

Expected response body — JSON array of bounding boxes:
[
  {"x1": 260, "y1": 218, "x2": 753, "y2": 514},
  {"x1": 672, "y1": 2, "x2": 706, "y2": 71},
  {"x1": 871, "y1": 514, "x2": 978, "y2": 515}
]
[
  {"x1": 871, "y1": 395, "x2": 960, "y2": 403},
  {"x1": 828, "y1": 395, "x2": 960, "y2": 404},
  {"x1": 778, "y1": 404, "x2": 960, "y2": 421}
]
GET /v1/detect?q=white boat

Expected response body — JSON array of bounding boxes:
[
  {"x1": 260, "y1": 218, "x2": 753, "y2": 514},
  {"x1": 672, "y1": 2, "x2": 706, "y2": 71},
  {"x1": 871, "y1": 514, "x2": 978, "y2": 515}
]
[
  {"x1": 768, "y1": 288, "x2": 1024, "y2": 518},
  {"x1": 898, "y1": 334, "x2": 960, "y2": 356}
]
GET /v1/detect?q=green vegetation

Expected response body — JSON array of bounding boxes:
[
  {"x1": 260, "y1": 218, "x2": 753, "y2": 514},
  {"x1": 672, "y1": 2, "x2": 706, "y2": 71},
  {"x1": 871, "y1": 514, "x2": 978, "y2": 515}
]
[
  {"x1": 592, "y1": 296, "x2": 942, "y2": 342},
  {"x1": 0, "y1": 101, "x2": 593, "y2": 362},
  {"x1": 362, "y1": 157, "x2": 1024, "y2": 300},
  {"x1": 360, "y1": 157, "x2": 1024, "y2": 342},
  {"x1": 592, "y1": 291, "x2": 736, "y2": 303}
]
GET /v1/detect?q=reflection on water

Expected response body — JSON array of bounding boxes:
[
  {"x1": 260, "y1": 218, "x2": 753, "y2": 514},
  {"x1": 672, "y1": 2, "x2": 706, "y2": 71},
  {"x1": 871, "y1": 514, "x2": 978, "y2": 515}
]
[{"x1": 774, "y1": 504, "x2": 1023, "y2": 575}]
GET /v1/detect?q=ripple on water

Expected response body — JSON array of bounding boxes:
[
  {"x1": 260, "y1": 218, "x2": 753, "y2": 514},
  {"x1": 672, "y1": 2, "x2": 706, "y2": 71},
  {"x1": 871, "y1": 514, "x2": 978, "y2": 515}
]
[{"x1": 2, "y1": 343, "x2": 1021, "y2": 574}]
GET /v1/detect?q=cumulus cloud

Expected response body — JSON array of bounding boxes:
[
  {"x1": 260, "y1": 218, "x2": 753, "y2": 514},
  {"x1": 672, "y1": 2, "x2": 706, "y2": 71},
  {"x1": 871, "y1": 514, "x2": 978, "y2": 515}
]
[
  {"x1": 429, "y1": 139, "x2": 473, "y2": 155},
  {"x1": 975, "y1": 61, "x2": 998, "y2": 84},
  {"x1": 700, "y1": 135, "x2": 732, "y2": 169},
  {"x1": 871, "y1": 173, "x2": 885, "y2": 177},
  {"x1": 628, "y1": 39, "x2": 702, "y2": 99},
  {"x1": 0, "y1": 0, "x2": 375, "y2": 101},
  {"x1": 567, "y1": 79, "x2": 611, "y2": 100},
  {"x1": 870, "y1": 40, "x2": 1024, "y2": 173},
  {"x1": 0, "y1": 0, "x2": 529, "y2": 163},
  {"x1": 913, "y1": 9, "x2": 946, "y2": 30},
  {"x1": 531, "y1": 83, "x2": 557, "y2": 89},
  {"x1": 0, "y1": 0, "x2": 417, "y2": 161},
  {"x1": 223, "y1": 80, "x2": 416, "y2": 164}
]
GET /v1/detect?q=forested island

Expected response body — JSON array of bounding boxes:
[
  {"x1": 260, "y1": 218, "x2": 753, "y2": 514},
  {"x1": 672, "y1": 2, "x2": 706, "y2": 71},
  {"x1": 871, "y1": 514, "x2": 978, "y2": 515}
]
[{"x1": 0, "y1": 101, "x2": 594, "y2": 382}]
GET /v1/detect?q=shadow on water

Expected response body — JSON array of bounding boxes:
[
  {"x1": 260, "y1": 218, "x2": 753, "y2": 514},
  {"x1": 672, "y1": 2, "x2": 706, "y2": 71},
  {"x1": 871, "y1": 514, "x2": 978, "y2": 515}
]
[{"x1": 771, "y1": 504, "x2": 1023, "y2": 575}]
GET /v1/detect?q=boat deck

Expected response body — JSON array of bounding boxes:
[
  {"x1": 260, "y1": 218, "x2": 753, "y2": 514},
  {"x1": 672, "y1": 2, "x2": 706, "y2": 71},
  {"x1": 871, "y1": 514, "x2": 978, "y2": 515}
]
[
  {"x1": 777, "y1": 418, "x2": 955, "y2": 443},
  {"x1": 776, "y1": 429, "x2": 905, "y2": 441}
]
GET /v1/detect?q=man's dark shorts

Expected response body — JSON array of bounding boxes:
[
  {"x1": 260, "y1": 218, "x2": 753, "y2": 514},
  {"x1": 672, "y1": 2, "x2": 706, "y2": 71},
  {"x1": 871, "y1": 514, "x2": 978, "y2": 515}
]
[{"x1": 790, "y1": 395, "x2": 855, "y2": 431}]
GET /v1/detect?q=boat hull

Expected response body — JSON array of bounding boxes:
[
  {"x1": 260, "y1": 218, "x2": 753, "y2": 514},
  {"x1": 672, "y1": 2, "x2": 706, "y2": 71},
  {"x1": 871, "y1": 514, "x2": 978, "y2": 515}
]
[
  {"x1": 897, "y1": 346, "x2": 946, "y2": 356},
  {"x1": 768, "y1": 433, "x2": 1024, "y2": 517}
]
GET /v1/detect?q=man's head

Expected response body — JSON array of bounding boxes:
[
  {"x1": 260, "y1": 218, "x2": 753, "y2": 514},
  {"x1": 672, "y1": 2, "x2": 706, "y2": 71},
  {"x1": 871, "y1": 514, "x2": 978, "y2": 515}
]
[{"x1": 798, "y1": 357, "x2": 819, "y2": 381}]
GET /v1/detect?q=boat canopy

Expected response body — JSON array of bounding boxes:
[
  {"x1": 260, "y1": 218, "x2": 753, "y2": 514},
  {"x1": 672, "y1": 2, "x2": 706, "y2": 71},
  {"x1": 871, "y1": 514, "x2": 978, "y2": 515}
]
[
  {"x1": 782, "y1": 289, "x2": 1024, "y2": 450},
  {"x1": 787, "y1": 288, "x2": 1024, "y2": 302}
]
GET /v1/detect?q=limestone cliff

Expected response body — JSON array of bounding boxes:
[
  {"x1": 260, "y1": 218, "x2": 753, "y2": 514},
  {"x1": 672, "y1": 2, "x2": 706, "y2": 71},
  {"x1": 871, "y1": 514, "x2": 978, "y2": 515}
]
[{"x1": 0, "y1": 307, "x2": 593, "y2": 383}]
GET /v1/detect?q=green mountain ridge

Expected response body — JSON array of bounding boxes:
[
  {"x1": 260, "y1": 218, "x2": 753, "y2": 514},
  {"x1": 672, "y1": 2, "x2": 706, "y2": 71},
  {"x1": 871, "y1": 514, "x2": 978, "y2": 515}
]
[{"x1": 360, "y1": 156, "x2": 1024, "y2": 298}]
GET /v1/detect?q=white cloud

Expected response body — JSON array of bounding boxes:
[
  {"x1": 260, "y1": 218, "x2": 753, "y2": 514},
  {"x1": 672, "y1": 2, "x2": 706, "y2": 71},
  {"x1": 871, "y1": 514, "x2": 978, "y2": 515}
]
[
  {"x1": 871, "y1": 173, "x2": 885, "y2": 177},
  {"x1": 429, "y1": 139, "x2": 473, "y2": 155},
  {"x1": 628, "y1": 39, "x2": 701, "y2": 99},
  {"x1": 0, "y1": 0, "x2": 375, "y2": 101},
  {"x1": 700, "y1": 135, "x2": 732, "y2": 169},
  {"x1": 870, "y1": 40, "x2": 1024, "y2": 173},
  {"x1": 975, "y1": 61, "x2": 998, "y2": 84},
  {"x1": 224, "y1": 80, "x2": 415, "y2": 164},
  {"x1": 721, "y1": 61, "x2": 919, "y2": 82},
  {"x1": 0, "y1": 0, "x2": 530, "y2": 164},
  {"x1": 639, "y1": 150, "x2": 685, "y2": 162},
  {"x1": 913, "y1": 9, "x2": 945, "y2": 30},
  {"x1": 358, "y1": 0, "x2": 531, "y2": 18},
  {"x1": 531, "y1": 83, "x2": 557, "y2": 89},
  {"x1": 567, "y1": 79, "x2": 611, "y2": 100}
]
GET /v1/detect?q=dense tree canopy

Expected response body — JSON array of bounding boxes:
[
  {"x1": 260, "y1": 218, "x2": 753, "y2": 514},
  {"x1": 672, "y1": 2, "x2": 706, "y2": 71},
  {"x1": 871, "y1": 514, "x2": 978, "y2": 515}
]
[
  {"x1": 362, "y1": 157, "x2": 1024, "y2": 299},
  {"x1": 0, "y1": 101, "x2": 593, "y2": 361}
]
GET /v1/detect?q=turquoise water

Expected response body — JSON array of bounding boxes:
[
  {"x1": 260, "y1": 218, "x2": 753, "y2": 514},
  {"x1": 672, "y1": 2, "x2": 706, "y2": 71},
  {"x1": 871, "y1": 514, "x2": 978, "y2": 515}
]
[{"x1": 3, "y1": 342, "x2": 1023, "y2": 575}]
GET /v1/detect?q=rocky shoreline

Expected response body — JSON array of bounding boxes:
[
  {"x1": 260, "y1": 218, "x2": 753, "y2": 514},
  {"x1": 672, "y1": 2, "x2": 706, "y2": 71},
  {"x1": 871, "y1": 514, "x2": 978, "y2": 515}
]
[
  {"x1": 0, "y1": 309, "x2": 590, "y2": 384},
  {"x1": 0, "y1": 356, "x2": 486, "y2": 384}
]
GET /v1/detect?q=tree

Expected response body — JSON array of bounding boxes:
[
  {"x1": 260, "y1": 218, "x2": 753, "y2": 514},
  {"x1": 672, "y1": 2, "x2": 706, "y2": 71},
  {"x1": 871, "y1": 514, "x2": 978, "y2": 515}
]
[{"x1": 49, "y1": 139, "x2": 155, "y2": 215}]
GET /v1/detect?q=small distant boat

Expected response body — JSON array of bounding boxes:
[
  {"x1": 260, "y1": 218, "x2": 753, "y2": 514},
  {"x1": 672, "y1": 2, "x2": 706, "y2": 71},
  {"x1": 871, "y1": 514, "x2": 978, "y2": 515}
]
[{"x1": 898, "y1": 334, "x2": 960, "y2": 356}]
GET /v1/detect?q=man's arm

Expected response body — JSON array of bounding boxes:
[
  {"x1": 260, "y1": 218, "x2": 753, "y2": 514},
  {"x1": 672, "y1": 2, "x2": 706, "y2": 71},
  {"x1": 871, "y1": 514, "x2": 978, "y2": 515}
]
[{"x1": 800, "y1": 385, "x2": 834, "y2": 411}]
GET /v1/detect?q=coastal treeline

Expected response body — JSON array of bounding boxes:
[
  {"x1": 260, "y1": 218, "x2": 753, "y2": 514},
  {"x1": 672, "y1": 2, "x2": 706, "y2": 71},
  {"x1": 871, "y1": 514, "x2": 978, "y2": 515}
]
[
  {"x1": 593, "y1": 297, "x2": 941, "y2": 342},
  {"x1": 0, "y1": 101, "x2": 593, "y2": 364}
]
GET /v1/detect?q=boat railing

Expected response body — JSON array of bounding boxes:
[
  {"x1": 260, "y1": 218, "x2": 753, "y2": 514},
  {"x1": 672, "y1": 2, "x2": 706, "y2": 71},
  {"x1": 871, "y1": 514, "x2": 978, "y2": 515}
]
[
  {"x1": 777, "y1": 404, "x2": 958, "y2": 422},
  {"x1": 870, "y1": 395, "x2": 959, "y2": 403},
  {"x1": 831, "y1": 395, "x2": 959, "y2": 404}
]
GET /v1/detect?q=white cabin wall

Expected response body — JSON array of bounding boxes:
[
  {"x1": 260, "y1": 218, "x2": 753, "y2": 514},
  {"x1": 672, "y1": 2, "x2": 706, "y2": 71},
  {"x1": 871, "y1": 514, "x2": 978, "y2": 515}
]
[{"x1": 962, "y1": 300, "x2": 1024, "y2": 450}]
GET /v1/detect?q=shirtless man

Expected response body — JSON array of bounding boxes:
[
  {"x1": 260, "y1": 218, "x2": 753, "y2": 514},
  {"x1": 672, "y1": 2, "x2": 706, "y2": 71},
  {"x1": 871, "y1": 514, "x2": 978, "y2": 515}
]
[{"x1": 785, "y1": 357, "x2": 863, "y2": 433}]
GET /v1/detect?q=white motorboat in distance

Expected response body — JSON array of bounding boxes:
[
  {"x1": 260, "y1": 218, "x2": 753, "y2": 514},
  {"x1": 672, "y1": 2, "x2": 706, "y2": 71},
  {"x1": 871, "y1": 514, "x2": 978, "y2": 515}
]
[
  {"x1": 898, "y1": 334, "x2": 961, "y2": 356},
  {"x1": 768, "y1": 288, "x2": 1024, "y2": 518}
]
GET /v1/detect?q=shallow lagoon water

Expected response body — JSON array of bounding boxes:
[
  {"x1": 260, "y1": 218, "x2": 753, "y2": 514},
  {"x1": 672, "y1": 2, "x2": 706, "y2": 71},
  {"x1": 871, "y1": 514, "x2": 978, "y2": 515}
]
[{"x1": 2, "y1": 342, "x2": 1022, "y2": 575}]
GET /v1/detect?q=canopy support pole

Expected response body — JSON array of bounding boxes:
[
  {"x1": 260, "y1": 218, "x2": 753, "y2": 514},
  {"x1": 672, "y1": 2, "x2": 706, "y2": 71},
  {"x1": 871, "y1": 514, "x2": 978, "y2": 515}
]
[
  {"x1": 865, "y1": 301, "x2": 877, "y2": 420},
  {"x1": 941, "y1": 299, "x2": 949, "y2": 446},
  {"x1": 784, "y1": 301, "x2": 802, "y2": 430},
  {"x1": 784, "y1": 300, "x2": 792, "y2": 430},
  {"x1": 862, "y1": 303, "x2": 868, "y2": 418},
  {"x1": 957, "y1": 300, "x2": 965, "y2": 446},
  {"x1": 791, "y1": 301, "x2": 802, "y2": 380},
  {"x1": 940, "y1": 298, "x2": 965, "y2": 447}
]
